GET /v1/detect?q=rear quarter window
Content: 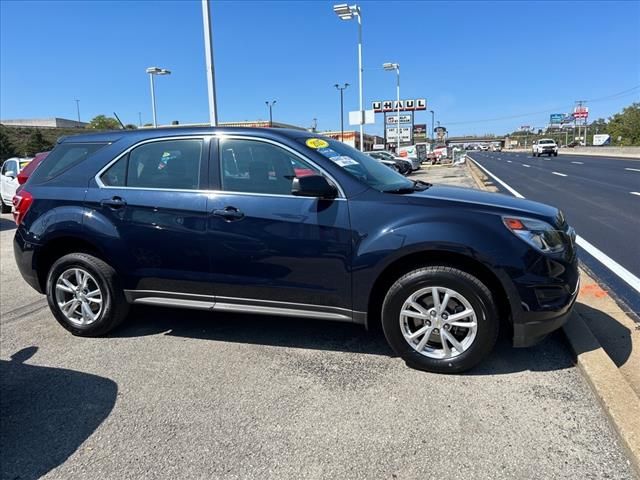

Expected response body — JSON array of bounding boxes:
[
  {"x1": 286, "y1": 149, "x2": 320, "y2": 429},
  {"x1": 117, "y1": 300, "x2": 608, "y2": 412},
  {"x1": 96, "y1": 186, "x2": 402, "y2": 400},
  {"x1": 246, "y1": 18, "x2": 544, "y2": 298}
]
[{"x1": 29, "y1": 142, "x2": 108, "y2": 184}]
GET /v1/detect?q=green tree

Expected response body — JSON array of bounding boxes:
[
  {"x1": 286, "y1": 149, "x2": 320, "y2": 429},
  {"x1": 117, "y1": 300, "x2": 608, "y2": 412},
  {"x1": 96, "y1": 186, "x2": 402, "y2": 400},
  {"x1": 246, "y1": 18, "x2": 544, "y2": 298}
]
[
  {"x1": 0, "y1": 126, "x2": 16, "y2": 162},
  {"x1": 24, "y1": 129, "x2": 53, "y2": 156},
  {"x1": 607, "y1": 103, "x2": 640, "y2": 146},
  {"x1": 89, "y1": 115, "x2": 121, "y2": 130}
]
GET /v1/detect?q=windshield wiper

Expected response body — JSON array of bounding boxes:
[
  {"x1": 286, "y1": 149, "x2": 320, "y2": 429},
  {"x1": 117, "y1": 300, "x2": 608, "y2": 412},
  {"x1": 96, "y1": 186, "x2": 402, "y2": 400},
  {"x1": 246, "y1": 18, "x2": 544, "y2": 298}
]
[{"x1": 383, "y1": 180, "x2": 432, "y2": 194}]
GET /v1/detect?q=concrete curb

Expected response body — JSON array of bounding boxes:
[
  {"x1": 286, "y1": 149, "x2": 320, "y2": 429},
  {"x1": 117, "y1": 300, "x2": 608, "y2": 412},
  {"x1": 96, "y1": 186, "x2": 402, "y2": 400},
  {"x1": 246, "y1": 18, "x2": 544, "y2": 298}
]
[{"x1": 466, "y1": 159, "x2": 640, "y2": 476}]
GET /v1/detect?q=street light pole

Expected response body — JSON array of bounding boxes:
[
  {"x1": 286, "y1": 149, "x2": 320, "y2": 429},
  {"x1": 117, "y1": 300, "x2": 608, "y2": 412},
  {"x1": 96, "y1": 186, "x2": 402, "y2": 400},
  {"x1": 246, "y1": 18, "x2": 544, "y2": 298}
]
[
  {"x1": 335, "y1": 83, "x2": 349, "y2": 141},
  {"x1": 333, "y1": 3, "x2": 364, "y2": 151},
  {"x1": 146, "y1": 66, "x2": 171, "y2": 128},
  {"x1": 74, "y1": 99, "x2": 81, "y2": 123},
  {"x1": 265, "y1": 100, "x2": 276, "y2": 127},
  {"x1": 430, "y1": 110, "x2": 435, "y2": 141},
  {"x1": 383, "y1": 62, "x2": 400, "y2": 152},
  {"x1": 201, "y1": 0, "x2": 218, "y2": 126}
]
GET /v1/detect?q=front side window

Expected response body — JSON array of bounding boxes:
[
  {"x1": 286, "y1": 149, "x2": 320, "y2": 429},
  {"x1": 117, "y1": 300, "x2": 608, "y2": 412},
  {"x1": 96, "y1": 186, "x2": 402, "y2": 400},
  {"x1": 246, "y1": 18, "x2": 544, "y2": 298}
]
[
  {"x1": 297, "y1": 137, "x2": 414, "y2": 193},
  {"x1": 101, "y1": 139, "x2": 203, "y2": 190},
  {"x1": 220, "y1": 139, "x2": 321, "y2": 195},
  {"x1": 2, "y1": 160, "x2": 17, "y2": 175}
]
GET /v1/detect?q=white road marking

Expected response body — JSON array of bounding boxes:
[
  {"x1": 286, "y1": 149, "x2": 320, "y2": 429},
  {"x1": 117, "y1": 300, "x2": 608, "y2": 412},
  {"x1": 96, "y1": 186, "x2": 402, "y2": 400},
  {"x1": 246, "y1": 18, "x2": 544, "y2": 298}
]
[
  {"x1": 631, "y1": 192, "x2": 640, "y2": 196},
  {"x1": 507, "y1": 160, "x2": 512, "y2": 163},
  {"x1": 523, "y1": 164, "x2": 531, "y2": 167},
  {"x1": 468, "y1": 156, "x2": 640, "y2": 294},
  {"x1": 571, "y1": 161, "x2": 584, "y2": 165},
  {"x1": 625, "y1": 168, "x2": 640, "y2": 172},
  {"x1": 552, "y1": 172, "x2": 567, "y2": 177}
]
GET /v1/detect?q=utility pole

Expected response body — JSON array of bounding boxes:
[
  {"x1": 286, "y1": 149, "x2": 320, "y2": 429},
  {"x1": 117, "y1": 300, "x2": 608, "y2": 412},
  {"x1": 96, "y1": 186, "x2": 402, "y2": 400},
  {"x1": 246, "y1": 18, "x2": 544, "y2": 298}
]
[
  {"x1": 575, "y1": 100, "x2": 587, "y2": 145},
  {"x1": 138, "y1": 112, "x2": 142, "y2": 127},
  {"x1": 265, "y1": 100, "x2": 276, "y2": 127}
]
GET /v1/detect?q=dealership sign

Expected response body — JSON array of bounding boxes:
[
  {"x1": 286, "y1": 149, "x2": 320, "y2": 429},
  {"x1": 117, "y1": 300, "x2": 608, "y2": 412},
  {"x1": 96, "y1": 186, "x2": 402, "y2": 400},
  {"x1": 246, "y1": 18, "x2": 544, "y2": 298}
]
[
  {"x1": 386, "y1": 114, "x2": 413, "y2": 124},
  {"x1": 413, "y1": 124, "x2": 427, "y2": 140},
  {"x1": 372, "y1": 98, "x2": 427, "y2": 112}
]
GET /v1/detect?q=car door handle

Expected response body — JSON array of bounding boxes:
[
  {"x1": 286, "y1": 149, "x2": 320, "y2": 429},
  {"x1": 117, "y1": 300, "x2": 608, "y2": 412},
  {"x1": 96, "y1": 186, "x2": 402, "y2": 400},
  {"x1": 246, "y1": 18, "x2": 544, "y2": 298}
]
[
  {"x1": 213, "y1": 206, "x2": 244, "y2": 221},
  {"x1": 100, "y1": 196, "x2": 127, "y2": 210}
]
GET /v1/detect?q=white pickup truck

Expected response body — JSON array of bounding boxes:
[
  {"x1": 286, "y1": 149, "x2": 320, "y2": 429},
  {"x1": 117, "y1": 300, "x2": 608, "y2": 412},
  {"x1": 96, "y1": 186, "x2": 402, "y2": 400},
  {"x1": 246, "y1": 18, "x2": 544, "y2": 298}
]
[
  {"x1": 532, "y1": 139, "x2": 558, "y2": 157},
  {"x1": 1, "y1": 157, "x2": 31, "y2": 213}
]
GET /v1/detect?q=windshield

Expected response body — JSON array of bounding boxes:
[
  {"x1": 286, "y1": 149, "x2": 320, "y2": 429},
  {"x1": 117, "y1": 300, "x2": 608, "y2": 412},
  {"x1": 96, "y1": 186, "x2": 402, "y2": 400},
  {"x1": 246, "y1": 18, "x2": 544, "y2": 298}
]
[
  {"x1": 298, "y1": 137, "x2": 414, "y2": 192},
  {"x1": 539, "y1": 140, "x2": 555, "y2": 144}
]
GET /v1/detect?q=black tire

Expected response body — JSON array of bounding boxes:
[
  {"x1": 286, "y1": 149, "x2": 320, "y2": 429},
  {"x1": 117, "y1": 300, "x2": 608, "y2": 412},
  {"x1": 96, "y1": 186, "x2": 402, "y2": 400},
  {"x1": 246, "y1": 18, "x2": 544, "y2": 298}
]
[
  {"x1": 553, "y1": 152, "x2": 558, "y2": 157},
  {"x1": 1, "y1": 197, "x2": 11, "y2": 214},
  {"x1": 381, "y1": 266, "x2": 499, "y2": 373},
  {"x1": 46, "y1": 253, "x2": 129, "y2": 336}
]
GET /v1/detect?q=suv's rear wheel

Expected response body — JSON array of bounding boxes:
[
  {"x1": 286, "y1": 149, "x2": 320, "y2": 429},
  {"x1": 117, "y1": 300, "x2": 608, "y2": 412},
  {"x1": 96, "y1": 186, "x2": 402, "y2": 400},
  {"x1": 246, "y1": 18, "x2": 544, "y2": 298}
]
[
  {"x1": 381, "y1": 266, "x2": 499, "y2": 373},
  {"x1": 46, "y1": 253, "x2": 129, "y2": 336}
]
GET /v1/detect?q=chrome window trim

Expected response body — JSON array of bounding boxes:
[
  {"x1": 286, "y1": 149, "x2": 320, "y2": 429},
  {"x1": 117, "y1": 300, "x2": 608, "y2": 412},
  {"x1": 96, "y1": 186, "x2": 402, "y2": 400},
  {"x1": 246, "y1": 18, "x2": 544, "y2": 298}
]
[
  {"x1": 94, "y1": 135, "x2": 210, "y2": 189},
  {"x1": 217, "y1": 134, "x2": 346, "y2": 199},
  {"x1": 94, "y1": 133, "x2": 347, "y2": 199}
]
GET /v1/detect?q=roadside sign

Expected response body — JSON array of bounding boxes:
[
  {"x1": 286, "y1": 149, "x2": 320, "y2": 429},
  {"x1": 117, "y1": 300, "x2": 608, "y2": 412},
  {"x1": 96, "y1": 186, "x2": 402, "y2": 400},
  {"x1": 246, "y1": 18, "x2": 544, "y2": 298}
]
[
  {"x1": 593, "y1": 134, "x2": 611, "y2": 146},
  {"x1": 550, "y1": 113, "x2": 564, "y2": 124},
  {"x1": 413, "y1": 124, "x2": 427, "y2": 141},
  {"x1": 416, "y1": 99, "x2": 427, "y2": 110},
  {"x1": 386, "y1": 126, "x2": 412, "y2": 142},
  {"x1": 574, "y1": 106, "x2": 589, "y2": 119},
  {"x1": 386, "y1": 114, "x2": 412, "y2": 124}
]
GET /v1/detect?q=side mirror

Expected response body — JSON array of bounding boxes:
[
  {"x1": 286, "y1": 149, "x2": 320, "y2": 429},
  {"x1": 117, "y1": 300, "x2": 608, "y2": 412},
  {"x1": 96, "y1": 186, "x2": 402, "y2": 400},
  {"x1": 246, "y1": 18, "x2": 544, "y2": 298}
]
[
  {"x1": 4, "y1": 171, "x2": 16, "y2": 179},
  {"x1": 291, "y1": 175, "x2": 337, "y2": 199}
]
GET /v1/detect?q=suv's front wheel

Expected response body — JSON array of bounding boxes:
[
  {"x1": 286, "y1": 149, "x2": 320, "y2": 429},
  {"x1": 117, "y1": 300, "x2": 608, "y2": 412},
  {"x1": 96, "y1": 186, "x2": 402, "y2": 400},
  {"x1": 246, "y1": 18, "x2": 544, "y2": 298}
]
[
  {"x1": 46, "y1": 253, "x2": 129, "y2": 336},
  {"x1": 381, "y1": 266, "x2": 499, "y2": 373}
]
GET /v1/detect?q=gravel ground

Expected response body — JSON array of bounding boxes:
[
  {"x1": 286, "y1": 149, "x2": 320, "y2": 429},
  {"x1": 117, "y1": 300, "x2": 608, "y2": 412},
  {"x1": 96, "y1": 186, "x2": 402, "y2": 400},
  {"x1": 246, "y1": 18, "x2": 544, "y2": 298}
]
[{"x1": 1, "y1": 166, "x2": 636, "y2": 479}]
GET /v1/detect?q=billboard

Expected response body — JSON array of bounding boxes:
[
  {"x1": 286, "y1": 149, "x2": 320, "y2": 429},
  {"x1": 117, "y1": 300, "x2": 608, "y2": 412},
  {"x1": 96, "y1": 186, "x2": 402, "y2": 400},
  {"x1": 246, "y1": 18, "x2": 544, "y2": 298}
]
[
  {"x1": 550, "y1": 113, "x2": 564, "y2": 124},
  {"x1": 593, "y1": 134, "x2": 611, "y2": 146},
  {"x1": 574, "y1": 106, "x2": 589, "y2": 119}
]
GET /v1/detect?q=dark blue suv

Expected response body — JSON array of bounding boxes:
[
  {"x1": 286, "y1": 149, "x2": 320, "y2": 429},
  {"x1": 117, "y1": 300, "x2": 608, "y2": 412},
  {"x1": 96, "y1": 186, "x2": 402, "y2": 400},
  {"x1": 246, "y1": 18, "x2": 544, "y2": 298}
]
[{"x1": 13, "y1": 127, "x2": 579, "y2": 373}]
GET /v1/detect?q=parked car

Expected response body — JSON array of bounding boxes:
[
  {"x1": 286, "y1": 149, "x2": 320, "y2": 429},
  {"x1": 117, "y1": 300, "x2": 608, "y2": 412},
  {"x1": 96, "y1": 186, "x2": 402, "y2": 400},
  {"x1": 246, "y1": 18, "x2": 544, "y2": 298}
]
[
  {"x1": 479, "y1": 145, "x2": 490, "y2": 151},
  {"x1": 18, "y1": 151, "x2": 50, "y2": 185},
  {"x1": 366, "y1": 151, "x2": 411, "y2": 175},
  {"x1": 1, "y1": 157, "x2": 31, "y2": 213},
  {"x1": 396, "y1": 146, "x2": 422, "y2": 171},
  {"x1": 13, "y1": 128, "x2": 579, "y2": 373},
  {"x1": 532, "y1": 139, "x2": 559, "y2": 157},
  {"x1": 491, "y1": 145, "x2": 502, "y2": 152}
]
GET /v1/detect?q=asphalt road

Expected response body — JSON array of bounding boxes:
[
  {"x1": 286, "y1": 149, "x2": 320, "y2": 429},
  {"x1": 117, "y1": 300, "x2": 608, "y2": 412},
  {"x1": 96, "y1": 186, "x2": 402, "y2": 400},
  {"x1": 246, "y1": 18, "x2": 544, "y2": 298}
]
[
  {"x1": 1, "y1": 207, "x2": 638, "y2": 479},
  {"x1": 468, "y1": 151, "x2": 640, "y2": 315}
]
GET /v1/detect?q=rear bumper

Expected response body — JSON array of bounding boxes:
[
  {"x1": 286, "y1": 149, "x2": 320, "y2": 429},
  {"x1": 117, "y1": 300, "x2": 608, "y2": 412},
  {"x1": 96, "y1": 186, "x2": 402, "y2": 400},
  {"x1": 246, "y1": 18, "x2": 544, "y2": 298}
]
[{"x1": 13, "y1": 228, "x2": 43, "y2": 293}]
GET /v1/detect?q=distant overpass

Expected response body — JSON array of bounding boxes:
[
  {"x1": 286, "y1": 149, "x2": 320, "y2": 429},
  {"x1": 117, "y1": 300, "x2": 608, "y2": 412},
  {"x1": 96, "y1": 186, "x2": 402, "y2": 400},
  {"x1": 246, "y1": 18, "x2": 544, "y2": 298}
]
[{"x1": 446, "y1": 136, "x2": 507, "y2": 145}]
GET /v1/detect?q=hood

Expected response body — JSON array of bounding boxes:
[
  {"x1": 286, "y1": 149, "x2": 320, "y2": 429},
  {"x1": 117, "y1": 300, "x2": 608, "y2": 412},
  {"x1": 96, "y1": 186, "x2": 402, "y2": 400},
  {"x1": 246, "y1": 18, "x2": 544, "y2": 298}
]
[{"x1": 409, "y1": 185, "x2": 561, "y2": 225}]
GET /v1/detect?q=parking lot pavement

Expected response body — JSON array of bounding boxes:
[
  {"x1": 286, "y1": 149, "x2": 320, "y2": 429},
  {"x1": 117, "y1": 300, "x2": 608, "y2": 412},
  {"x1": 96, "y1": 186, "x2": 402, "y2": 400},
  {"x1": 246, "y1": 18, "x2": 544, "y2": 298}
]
[{"x1": 1, "y1": 205, "x2": 637, "y2": 479}]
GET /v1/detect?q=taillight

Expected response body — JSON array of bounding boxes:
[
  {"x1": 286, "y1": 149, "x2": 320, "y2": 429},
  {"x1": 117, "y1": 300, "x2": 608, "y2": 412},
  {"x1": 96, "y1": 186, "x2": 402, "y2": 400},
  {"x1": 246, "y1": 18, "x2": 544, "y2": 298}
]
[{"x1": 12, "y1": 191, "x2": 33, "y2": 226}]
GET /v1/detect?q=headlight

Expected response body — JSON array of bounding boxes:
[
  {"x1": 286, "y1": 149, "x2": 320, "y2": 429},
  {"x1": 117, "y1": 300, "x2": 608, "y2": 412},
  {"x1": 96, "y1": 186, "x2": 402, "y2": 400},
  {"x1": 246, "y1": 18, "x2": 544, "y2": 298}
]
[{"x1": 503, "y1": 216, "x2": 565, "y2": 253}]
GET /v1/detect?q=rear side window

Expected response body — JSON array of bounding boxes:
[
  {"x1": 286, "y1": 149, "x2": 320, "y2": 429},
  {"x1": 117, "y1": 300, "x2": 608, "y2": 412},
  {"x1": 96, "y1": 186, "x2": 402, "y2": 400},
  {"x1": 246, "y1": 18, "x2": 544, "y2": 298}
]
[
  {"x1": 29, "y1": 143, "x2": 108, "y2": 183},
  {"x1": 100, "y1": 139, "x2": 204, "y2": 190}
]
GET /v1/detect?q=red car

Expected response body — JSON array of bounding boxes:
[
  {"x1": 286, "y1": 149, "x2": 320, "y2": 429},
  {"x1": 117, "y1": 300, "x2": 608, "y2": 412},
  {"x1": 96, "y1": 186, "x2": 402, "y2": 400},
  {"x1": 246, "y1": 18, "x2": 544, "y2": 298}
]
[{"x1": 17, "y1": 151, "x2": 49, "y2": 185}]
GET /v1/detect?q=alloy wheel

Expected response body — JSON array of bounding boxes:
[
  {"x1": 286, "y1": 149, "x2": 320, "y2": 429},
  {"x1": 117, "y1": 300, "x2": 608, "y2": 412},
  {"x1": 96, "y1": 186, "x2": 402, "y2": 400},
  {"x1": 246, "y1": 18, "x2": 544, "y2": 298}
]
[
  {"x1": 54, "y1": 268, "x2": 104, "y2": 326},
  {"x1": 399, "y1": 286, "x2": 478, "y2": 359}
]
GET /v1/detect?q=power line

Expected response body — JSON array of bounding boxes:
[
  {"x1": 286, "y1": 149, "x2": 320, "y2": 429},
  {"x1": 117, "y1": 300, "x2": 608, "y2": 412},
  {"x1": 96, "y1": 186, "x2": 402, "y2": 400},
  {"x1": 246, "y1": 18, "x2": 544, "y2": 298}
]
[{"x1": 443, "y1": 85, "x2": 639, "y2": 126}]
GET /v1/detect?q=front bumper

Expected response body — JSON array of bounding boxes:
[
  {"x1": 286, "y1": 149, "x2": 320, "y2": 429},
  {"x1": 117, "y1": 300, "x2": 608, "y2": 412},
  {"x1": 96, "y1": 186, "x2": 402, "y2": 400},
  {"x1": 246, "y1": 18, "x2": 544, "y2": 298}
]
[{"x1": 512, "y1": 274, "x2": 580, "y2": 347}]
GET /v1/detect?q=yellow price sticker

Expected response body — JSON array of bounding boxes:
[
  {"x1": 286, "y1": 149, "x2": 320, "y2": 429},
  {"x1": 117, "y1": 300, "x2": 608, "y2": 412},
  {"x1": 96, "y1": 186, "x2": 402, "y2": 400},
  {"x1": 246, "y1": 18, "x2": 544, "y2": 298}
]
[{"x1": 305, "y1": 138, "x2": 329, "y2": 149}]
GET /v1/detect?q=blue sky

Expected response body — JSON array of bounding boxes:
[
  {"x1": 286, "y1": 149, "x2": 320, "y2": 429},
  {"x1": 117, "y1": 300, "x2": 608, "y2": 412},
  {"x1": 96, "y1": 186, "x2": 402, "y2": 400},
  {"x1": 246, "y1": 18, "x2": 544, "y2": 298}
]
[{"x1": 1, "y1": 0, "x2": 639, "y2": 136}]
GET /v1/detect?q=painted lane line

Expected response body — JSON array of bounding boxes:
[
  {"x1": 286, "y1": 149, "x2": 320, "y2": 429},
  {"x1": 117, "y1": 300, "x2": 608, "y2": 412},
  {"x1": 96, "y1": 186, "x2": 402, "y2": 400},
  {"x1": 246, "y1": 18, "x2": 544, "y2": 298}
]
[
  {"x1": 523, "y1": 164, "x2": 531, "y2": 168},
  {"x1": 507, "y1": 160, "x2": 512, "y2": 163},
  {"x1": 552, "y1": 172, "x2": 567, "y2": 177},
  {"x1": 631, "y1": 192, "x2": 640, "y2": 196},
  {"x1": 571, "y1": 161, "x2": 584, "y2": 165},
  {"x1": 625, "y1": 168, "x2": 640, "y2": 172},
  {"x1": 468, "y1": 156, "x2": 640, "y2": 294}
]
